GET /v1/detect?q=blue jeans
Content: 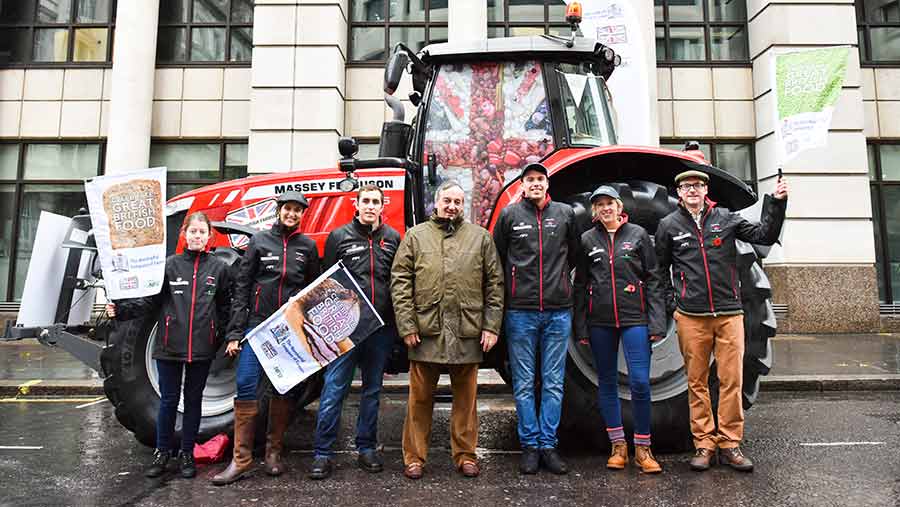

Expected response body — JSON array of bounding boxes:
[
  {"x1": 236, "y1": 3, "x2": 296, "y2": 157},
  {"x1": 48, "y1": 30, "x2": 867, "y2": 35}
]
[
  {"x1": 314, "y1": 325, "x2": 396, "y2": 458},
  {"x1": 156, "y1": 359, "x2": 212, "y2": 453},
  {"x1": 589, "y1": 325, "x2": 652, "y2": 444},
  {"x1": 505, "y1": 309, "x2": 571, "y2": 449},
  {"x1": 235, "y1": 339, "x2": 263, "y2": 401}
]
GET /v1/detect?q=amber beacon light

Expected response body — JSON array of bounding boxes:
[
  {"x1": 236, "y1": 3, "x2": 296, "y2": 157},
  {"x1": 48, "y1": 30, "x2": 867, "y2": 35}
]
[{"x1": 565, "y1": 1, "x2": 583, "y2": 25}]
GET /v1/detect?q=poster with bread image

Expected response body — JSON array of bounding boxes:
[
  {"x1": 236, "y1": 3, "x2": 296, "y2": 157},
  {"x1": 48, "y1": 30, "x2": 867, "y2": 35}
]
[
  {"x1": 85, "y1": 167, "x2": 167, "y2": 299},
  {"x1": 247, "y1": 262, "x2": 384, "y2": 394}
]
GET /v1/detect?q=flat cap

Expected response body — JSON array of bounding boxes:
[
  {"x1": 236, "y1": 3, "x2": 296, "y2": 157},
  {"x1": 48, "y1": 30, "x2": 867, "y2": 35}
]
[{"x1": 674, "y1": 170, "x2": 710, "y2": 185}]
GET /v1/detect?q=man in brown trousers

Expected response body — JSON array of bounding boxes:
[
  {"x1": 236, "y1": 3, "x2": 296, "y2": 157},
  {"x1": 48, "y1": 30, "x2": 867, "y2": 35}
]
[
  {"x1": 390, "y1": 180, "x2": 504, "y2": 480},
  {"x1": 655, "y1": 169, "x2": 787, "y2": 472}
]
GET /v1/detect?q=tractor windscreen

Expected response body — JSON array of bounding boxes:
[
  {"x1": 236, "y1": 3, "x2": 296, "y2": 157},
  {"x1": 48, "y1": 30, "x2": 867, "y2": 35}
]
[
  {"x1": 423, "y1": 61, "x2": 554, "y2": 226},
  {"x1": 555, "y1": 63, "x2": 616, "y2": 147}
]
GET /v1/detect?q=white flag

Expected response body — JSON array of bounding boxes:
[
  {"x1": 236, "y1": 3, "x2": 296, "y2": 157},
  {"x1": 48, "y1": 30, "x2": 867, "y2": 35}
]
[{"x1": 85, "y1": 167, "x2": 167, "y2": 299}]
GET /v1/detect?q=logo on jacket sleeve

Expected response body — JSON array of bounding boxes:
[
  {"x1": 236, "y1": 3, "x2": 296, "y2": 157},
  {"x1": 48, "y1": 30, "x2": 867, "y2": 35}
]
[{"x1": 673, "y1": 232, "x2": 691, "y2": 241}]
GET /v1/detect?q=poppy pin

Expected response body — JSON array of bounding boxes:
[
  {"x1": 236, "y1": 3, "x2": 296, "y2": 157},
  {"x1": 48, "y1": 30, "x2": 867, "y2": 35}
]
[
  {"x1": 380, "y1": 238, "x2": 386, "y2": 249},
  {"x1": 624, "y1": 284, "x2": 636, "y2": 293},
  {"x1": 712, "y1": 237, "x2": 723, "y2": 247}
]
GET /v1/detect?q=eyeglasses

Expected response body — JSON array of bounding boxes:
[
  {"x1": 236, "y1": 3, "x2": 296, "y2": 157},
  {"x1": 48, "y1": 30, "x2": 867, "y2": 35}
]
[{"x1": 678, "y1": 182, "x2": 707, "y2": 191}]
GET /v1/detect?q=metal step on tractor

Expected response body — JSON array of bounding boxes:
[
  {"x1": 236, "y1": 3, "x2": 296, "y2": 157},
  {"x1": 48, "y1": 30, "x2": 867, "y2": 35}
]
[{"x1": 4, "y1": 7, "x2": 776, "y2": 452}]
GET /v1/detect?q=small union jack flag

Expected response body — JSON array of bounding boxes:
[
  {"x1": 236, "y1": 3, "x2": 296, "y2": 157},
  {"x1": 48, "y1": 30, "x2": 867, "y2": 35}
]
[{"x1": 226, "y1": 198, "x2": 278, "y2": 248}]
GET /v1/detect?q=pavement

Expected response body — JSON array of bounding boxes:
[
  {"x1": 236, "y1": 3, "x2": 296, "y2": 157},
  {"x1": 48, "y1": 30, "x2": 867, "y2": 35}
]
[
  {"x1": 1, "y1": 391, "x2": 898, "y2": 506},
  {"x1": 0, "y1": 332, "x2": 898, "y2": 397}
]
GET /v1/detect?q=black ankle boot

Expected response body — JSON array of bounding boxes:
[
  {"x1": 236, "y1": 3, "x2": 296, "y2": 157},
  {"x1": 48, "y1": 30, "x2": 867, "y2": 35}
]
[
  {"x1": 180, "y1": 451, "x2": 197, "y2": 478},
  {"x1": 146, "y1": 449, "x2": 171, "y2": 478}
]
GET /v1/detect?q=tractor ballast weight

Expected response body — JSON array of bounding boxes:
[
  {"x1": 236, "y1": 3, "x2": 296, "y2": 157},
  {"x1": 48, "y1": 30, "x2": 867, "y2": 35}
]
[{"x1": 8, "y1": 30, "x2": 777, "y2": 452}]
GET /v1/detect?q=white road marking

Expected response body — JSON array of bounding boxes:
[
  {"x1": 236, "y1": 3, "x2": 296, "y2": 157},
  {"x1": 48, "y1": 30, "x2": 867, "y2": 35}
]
[
  {"x1": 800, "y1": 441, "x2": 886, "y2": 447},
  {"x1": 75, "y1": 397, "x2": 107, "y2": 409},
  {"x1": 0, "y1": 446, "x2": 44, "y2": 450}
]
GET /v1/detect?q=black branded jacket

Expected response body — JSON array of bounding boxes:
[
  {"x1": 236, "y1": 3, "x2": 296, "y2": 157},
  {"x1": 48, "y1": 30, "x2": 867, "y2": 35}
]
[
  {"x1": 227, "y1": 222, "x2": 321, "y2": 341},
  {"x1": 493, "y1": 197, "x2": 579, "y2": 311},
  {"x1": 573, "y1": 218, "x2": 665, "y2": 338},
  {"x1": 115, "y1": 250, "x2": 231, "y2": 363},
  {"x1": 323, "y1": 217, "x2": 401, "y2": 322},
  {"x1": 655, "y1": 195, "x2": 787, "y2": 315}
]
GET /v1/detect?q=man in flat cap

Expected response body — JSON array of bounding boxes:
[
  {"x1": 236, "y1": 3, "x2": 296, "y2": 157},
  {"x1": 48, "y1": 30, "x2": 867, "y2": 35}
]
[{"x1": 655, "y1": 169, "x2": 787, "y2": 472}]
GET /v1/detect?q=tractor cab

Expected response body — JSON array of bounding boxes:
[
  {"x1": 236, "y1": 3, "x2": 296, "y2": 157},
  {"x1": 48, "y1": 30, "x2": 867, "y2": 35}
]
[{"x1": 338, "y1": 34, "x2": 621, "y2": 229}]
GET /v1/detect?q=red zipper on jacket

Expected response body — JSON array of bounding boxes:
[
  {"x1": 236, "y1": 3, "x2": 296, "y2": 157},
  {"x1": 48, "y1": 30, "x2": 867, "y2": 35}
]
[
  {"x1": 537, "y1": 207, "x2": 544, "y2": 312},
  {"x1": 691, "y1": 208, "x2": 716, "y2": 313},
  {"x1": 588, "y1": 284, "x2": 593, "y2": 314},
  {"x1": 278, "y1": 229, "x2": 303, "y2": 306},
  {"x1": 639, "y1": 280, "x2": 645, "y2": 313},
  {"x1": 607, "y1": 231, "x2": 619, "y2": 327},
  {"x1": 511, "y1": 265, "x2": 517, "y2": 297},
  {"x1": 164, "y1": 315, "x2": 170, "y2": 346},
  {"x1": 680, "y1": 272, "x2": 687, "y2": 298},
  {"x1": 369, "y1": 237, "x2": 376, "y2": 304},
  {"x1": 187, "y1": 254, "x2": 200, "y2": 363},
  {"x1": 254, "y1": 285, "x2": 261, "y2": 312}
]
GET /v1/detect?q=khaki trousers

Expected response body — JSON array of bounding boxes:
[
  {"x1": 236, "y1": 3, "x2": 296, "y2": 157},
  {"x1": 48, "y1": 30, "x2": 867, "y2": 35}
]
[
  {"x1": 675, "y1": 311, "x2": 745, "y2": 450},
  {"x1": 402, "y1": 361, "x2": 478, "y2": 467}
]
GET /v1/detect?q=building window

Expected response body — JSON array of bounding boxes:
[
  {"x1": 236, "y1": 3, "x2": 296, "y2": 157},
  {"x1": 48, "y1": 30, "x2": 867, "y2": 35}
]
[
  {"x1": 0, "y1": 0, "x2": 116, "y2": 66},
  {"x1": 654, "y1": 0, "x2": 749, "y2": 64},
  {"x1": 149, "y1": 141, "x2": 248, "y2": 198},
  {"x1": 869, "y1": 143, "x2": 900, "y2": 304},
  {"x1": 857, "y1": 0, "x2": 900, "y2": 64},
  {"x1": 660, "y1": 139, "x2": 756, "y2": 189},
  {"x1": 0, "y1": 142, "x2": 104, "y2": 301},
  {"x1": 348, "y1": 0, "x2": 449, "y2": 63},
  {"x1": 157, "y1": 0, "x2": 253, "y2": 65},
  {"x1": 487, "y1": 0, "x2": 572, "y2": 38}
]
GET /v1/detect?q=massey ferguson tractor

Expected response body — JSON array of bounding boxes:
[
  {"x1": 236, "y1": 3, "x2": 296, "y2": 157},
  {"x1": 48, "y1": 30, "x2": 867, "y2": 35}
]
[{"x1": 6, "y1": 15, "x2": 775, "y2": 452}]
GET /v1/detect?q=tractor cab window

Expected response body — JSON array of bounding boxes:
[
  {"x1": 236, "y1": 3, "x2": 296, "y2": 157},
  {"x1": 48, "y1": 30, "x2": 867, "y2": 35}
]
[
  {"x1": 423, "y1": 61, "x2": 554, "y2": 226},
  {"x1": 555, "y1": 63, "x2": 616, "y2": 147}
]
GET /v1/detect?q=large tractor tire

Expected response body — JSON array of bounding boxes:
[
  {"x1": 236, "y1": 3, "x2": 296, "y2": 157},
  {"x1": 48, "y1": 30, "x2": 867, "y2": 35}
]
[
  {"x1": 99, "y1": 248, "x2": 323, "y2": 448},
  {"x1": 557, "y1": 180, "x2": 776, "y2": 452}
]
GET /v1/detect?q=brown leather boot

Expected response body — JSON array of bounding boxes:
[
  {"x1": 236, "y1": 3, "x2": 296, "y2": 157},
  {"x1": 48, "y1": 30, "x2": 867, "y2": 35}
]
[
  {"x1": 606, "y1": 442, "x2": 628, "y2": 470},
  {"x1": 634, "y1": 445, "x2": 662, "y2": 473},
  {"x1": 718, "y1": 446, "x2": 754, "y2": 472},
  {"x1": 264, "y1": 396, "x2": 294, "y2": 476},
  {"x1": 212, "y1": 400, "x2": 258, "y2": 486}
]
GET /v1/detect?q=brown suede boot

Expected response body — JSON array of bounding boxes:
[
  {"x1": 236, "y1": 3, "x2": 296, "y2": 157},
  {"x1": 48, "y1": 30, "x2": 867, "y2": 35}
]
[
  {"x1": 212, "y1": 400, "x2": 258, "y2": 486},
  {"x1": 264, "y1": 396, "x2": 294, "y2": 476},
  {"x1": 606, "y1": 442, "x2": 628, "y2": 470},
  {"x1": 634, "y1": 445, "x2": 662, "y2": 473}
]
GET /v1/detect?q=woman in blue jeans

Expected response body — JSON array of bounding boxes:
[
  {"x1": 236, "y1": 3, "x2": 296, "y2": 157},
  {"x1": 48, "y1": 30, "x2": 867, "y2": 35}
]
[
  {"x1": 212, "y1": 191, "x2": 321, "y2": 486},
  {"x1": 573, "y1": 185, "x2": 666, "y2": 473},
  {"x1": 107, "y1": 212, "x2": 231, "y2": 479}
]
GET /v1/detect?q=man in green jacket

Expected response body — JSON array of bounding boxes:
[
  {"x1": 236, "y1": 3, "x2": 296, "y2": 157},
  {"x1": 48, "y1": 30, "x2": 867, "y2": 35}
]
[{"x1": 391, "y1": 180, "x2": 504, "y2": 480}]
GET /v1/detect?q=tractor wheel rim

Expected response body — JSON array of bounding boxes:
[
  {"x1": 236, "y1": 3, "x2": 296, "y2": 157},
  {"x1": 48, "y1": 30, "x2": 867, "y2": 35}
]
[
  {"x1": 567, "y1": 317, "x2": 689, "y2": 401},
  {"x1": 145, "y1": 323, "x2": 237, "y2": 417}
]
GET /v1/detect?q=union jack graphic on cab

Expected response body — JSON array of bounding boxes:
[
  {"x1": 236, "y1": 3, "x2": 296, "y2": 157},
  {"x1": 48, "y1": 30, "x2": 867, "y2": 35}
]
[{"x1": 226, "y1": 198, "x2": 278, "y2": 248}]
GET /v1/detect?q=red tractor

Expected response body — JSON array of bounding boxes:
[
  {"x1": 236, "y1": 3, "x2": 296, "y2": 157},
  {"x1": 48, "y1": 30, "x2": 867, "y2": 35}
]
[{"x1": 15, "y1": 30, "x2": 775, "y2": 452}]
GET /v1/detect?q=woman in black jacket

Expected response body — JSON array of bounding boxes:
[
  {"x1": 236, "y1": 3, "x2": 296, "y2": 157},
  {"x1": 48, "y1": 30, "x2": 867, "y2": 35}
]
[
  {"x1": 212, "y1": 191, "x2": 321, "y2": 485},
  {"x1": 573, "y1": 185, "x2": 665, "y2": 474},
  {"x1": 107, "y1": 211, "x2": 231, "y2": 479}
]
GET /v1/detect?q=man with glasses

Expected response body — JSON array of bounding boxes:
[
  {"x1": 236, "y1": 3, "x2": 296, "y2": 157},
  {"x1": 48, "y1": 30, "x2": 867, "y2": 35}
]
[{"x1": 655, "y1": 170, "x2": 788, "y2": 473}]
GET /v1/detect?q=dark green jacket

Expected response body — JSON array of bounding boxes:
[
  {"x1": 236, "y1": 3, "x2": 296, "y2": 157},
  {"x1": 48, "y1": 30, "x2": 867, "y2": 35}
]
[{"x1": 390, "y1": 215, "x2": 504, "y2": 364}]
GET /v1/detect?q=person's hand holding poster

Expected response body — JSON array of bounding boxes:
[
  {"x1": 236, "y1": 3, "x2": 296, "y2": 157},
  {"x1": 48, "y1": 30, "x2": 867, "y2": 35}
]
[
  {"x1": 246, "y1": 262, "x2": 384, "y2": 395},
  {"x1": 85, "y1": 167, "x2": 167, "y2": 299}
]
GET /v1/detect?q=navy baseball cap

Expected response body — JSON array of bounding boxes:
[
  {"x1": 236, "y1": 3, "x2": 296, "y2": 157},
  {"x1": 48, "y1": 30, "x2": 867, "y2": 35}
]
[{"x1": 589, "y1": 185, "x2": 621, "y2": 203}]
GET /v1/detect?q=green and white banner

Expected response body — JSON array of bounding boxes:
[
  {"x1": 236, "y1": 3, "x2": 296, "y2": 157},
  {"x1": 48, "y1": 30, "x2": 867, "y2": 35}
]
[{"x1": 773, "y1": 46, "x2": 850, "y2": 165}]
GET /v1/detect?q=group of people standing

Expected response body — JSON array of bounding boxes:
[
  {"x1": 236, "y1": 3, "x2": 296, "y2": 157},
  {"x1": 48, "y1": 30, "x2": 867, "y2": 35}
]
[{"x1": 107, "y1": 161, "x2": 787, "y2": 482}]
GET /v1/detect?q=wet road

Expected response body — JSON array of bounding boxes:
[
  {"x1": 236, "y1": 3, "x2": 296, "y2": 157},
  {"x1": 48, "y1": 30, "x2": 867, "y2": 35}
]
[{"x1": 0, "y1": 391, "x2": 898, "y2": 507}]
